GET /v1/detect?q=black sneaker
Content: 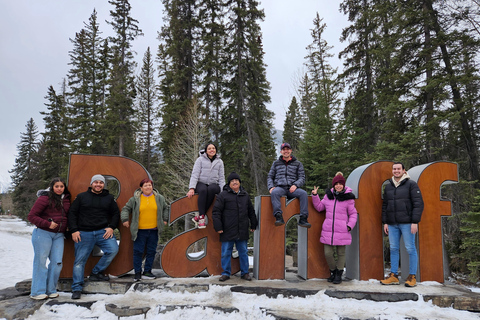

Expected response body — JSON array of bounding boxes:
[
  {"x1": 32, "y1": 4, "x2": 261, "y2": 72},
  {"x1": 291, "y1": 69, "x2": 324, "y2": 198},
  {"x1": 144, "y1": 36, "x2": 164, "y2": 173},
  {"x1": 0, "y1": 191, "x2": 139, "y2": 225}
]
[
  {"x1": 89, "y1": 272, "x2": 110, "y2": 281},
  {"x1": 298, "y1": 216, "x2": 311, "y2": 228},
  {"x1": 134, "y1": 272, "x2": 141, "y2": 281},
  {"x1": 71, "y1": 291, "x2": 81, "y2": 299},
  {"x1": 274, "y1": 213, "x2": 285, "y2": 226},
  {"x1": 142, "y1": 271, "x2": 156, "y2": 279}
]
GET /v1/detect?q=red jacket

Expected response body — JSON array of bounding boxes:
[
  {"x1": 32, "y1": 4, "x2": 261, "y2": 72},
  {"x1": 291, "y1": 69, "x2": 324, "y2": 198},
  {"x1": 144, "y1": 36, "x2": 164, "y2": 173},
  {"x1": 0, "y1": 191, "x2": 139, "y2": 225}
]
[{"x1": 28, "y1": 192, "x2": 70, "y2": 233}]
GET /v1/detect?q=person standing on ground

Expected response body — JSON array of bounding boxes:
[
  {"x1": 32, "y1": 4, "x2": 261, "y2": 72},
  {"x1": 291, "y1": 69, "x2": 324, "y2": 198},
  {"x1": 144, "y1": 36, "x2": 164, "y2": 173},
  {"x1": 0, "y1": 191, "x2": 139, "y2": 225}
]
[
  {"x1": 312, "y1": 172, "x2": 358, "y2": 284},
  {"x1": 380, "y1": 162, "x2": 423, "y2": 287},
  {"x1": 28, "y1": 177, "x2": 71, "y2": 300},
  {"x1": 212, "y1": 172, "x2": 258, "y2": 282},
  {"x1": 68, "y1": 174, "x2": 120, "y2": 299},
  {"x1": 267, "y1": 142, "x2": 311, "y2": 228},
  {"x1": 121, "y1": 178, "x2": 169, "y2": 281},
  {"x1": 187, "y1": 143, "x2": 225, "y2": 228}
]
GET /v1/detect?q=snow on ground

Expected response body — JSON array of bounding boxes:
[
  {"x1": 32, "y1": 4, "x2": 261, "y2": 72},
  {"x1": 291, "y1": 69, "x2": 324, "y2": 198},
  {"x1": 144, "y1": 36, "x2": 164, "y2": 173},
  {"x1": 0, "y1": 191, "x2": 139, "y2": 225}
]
[{"x1": 1, "y1": 216, "x2": 479, "y2": 320}]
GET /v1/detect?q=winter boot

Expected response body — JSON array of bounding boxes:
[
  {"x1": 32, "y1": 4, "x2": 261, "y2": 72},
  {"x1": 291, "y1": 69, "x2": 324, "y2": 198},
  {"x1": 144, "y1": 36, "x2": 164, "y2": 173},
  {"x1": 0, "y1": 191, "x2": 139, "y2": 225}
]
[
  {"x1": 404, "y1": 274, "x2": 417, "y2": 287},
  {"x1": 328, "y1": 269, "x2": 337, "y2": 282},
  {"x1": 298, "y1": 215, "x2": 311, "y2": 228},
  {"x1": 274, "y1": 213, "x2": 285, "y2": 226},
  {"x1": 333, "y1": 269, "x2": 343, "y2": 284},
  {"x1": 380, "y1": 272, "x2": 400, "y2": 285}
]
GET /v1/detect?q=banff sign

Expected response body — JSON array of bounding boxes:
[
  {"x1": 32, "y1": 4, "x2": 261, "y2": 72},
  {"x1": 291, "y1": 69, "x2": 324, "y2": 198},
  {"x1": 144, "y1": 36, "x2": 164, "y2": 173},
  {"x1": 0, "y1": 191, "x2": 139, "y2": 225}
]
[{"x1": 61, "y1": 154, "x2": 458, "y2": 283}]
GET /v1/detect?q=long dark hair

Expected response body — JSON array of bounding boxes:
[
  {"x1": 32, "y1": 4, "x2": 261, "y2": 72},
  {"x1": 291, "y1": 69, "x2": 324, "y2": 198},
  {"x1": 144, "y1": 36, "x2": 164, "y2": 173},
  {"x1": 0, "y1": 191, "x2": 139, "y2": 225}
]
[{"x1": 48, "y1": 177, "x2": 70, "y2": 209}]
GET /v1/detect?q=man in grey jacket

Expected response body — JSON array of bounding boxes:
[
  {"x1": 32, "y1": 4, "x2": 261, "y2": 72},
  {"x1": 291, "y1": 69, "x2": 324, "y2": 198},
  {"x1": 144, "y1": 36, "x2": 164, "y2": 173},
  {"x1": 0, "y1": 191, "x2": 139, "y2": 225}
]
[{"x1": 267, "y1": 143, "x2": 311, "y2": 228}]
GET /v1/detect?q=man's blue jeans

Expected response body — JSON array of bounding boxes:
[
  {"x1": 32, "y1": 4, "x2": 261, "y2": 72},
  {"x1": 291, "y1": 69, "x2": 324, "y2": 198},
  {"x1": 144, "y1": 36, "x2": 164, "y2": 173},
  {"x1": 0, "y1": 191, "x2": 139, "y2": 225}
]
[
  {"x1": 72, "y1": 230, "x2": 119, "y2": 291},
  {"x1": 388, "y1": 223, "x2": 418, "y2": 275},
  {"x1": 133, "y1": 229, "x2": 158, "y2": 273},
  {"x1": 221, "y1": 240, "x2": 249, "y2": 276},
  {"x1": 271, "y1": 186, "x2": 309, "y2": 217},
  {"x1": 30, "y1": 228, "x2": 64, "y2": 296}
]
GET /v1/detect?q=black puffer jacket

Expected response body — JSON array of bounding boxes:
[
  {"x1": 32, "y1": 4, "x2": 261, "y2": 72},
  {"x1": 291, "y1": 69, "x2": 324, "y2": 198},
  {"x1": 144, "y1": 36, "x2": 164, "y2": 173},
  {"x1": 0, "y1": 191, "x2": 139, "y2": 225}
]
[
  {"x1": 382, "y1": 178, "x2": 423, "y2": 224},
  {"x1": 267, "y1": 155, "x2": 305, "y2": 189},
  {"x1": 212, "y1": 185, "x2": 258, "y2": 242},
  {"x1": 68, "y1": 187, "x2": 120, "y2": 233}
]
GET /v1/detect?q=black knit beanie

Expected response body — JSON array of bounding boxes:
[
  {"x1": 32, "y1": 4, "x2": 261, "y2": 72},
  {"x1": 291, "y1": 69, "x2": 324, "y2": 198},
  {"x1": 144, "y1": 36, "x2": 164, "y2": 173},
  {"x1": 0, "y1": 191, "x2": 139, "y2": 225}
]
[{"x1": 227, "y1": 172, "x2": 241, "y2": 184}]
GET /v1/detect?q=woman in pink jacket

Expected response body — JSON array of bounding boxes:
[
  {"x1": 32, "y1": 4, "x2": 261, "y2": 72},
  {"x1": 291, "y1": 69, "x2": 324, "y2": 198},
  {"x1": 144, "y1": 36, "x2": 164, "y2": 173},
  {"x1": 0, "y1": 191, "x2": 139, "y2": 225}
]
[{"x1": 312, "y1": 172, "x2": 357, "y2": 284}]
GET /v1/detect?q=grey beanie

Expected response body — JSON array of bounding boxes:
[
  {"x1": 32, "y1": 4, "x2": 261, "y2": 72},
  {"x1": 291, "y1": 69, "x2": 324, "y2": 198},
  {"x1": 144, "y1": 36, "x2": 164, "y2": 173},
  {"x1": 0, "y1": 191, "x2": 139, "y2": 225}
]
[{"x1": 90, "y1": 174, "x2": 105, "y2": 185}]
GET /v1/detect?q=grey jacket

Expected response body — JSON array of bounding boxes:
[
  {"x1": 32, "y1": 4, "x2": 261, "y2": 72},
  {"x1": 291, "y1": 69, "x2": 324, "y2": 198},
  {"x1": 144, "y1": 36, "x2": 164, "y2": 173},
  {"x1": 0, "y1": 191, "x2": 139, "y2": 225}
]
[
  {"x1": 188, "y1": 150, "x2": 225, "y2": 190},
  {"x1": 120, "y1": 189, "x2": 170, "y2": 241}
]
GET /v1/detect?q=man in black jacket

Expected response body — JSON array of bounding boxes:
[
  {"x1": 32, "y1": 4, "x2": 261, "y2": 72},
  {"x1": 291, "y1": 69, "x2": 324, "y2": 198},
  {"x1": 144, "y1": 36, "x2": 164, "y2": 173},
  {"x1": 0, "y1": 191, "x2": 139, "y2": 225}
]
[
  {"x1": 213, "y1": 172, "x2": 258, "y2": 282},
  {"x1": 68, "y1": 174, "x2": 120, "y2": 299},
  {"x1": 380, "y1": 162, "x2": 423, "y2": 287},
  {"x1": 267, "y1": 142, "x2": 311, "y2": 228}
]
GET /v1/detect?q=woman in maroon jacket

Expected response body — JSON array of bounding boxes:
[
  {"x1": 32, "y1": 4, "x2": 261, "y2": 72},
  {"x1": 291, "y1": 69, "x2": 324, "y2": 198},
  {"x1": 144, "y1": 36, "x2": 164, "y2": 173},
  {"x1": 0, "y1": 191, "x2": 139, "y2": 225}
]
[{"x1": 27, "y1": 177, "x2": 70, "y2": 300}]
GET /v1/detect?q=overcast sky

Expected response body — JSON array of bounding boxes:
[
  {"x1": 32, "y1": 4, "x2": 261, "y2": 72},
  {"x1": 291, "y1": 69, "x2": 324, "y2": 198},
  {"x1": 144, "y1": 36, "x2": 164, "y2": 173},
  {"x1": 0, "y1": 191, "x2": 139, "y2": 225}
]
[{"x1": 0, "y1": 0, "x2": 348, "y2": 191}]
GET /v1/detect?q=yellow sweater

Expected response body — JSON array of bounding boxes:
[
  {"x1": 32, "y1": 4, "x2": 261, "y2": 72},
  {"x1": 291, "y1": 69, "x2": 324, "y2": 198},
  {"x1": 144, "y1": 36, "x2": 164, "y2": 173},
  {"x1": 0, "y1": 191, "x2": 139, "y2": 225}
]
[{"x1": 138, "y1": 194, "x2": 158, "y2": 229}]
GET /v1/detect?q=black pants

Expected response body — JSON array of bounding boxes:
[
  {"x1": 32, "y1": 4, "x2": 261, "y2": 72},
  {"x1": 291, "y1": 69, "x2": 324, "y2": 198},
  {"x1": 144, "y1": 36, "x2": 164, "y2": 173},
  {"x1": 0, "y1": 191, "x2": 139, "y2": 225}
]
[{"x1": 195, "y1": 182, "x2": 220, "y2": 216}]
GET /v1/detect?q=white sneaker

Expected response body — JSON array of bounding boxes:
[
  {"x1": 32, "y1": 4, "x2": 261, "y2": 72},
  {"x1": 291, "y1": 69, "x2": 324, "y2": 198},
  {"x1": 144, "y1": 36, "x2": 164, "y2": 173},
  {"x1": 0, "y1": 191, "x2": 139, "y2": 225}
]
[
  {"x1": 30, "y1": 294, "x2": 48, "y2": 300},
  {"x1": 48, "y1": 293, "x2": 59, "y2": 298}
]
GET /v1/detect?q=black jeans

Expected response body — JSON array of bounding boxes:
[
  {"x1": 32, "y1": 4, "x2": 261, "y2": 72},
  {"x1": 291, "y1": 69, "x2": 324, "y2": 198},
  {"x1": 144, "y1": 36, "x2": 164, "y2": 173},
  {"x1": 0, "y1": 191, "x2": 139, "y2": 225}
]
[{"x1": 195, "y1": 182, "x2": 220, "y2": 216}]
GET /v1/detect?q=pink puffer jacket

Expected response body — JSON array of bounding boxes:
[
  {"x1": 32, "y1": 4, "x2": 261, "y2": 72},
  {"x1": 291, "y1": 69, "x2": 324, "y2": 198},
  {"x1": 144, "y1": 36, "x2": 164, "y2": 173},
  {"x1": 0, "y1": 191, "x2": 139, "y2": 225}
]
[{"x1": 312, "y1": 186, "x2": 358, "y2": 246}]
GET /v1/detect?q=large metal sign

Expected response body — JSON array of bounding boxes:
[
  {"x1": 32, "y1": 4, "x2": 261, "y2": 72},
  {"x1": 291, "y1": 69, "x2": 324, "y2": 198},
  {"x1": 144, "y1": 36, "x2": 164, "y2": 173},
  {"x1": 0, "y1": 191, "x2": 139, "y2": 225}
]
[{"x1": 63, "y1": 155, "x2": 458, "y2": 283}]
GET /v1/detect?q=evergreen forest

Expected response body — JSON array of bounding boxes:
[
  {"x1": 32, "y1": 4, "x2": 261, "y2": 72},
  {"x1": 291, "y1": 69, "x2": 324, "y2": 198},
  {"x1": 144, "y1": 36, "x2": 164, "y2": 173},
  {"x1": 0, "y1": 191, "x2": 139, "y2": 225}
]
[{"x1": 6, "y1": 0, "x2": 480, "y2": 283}]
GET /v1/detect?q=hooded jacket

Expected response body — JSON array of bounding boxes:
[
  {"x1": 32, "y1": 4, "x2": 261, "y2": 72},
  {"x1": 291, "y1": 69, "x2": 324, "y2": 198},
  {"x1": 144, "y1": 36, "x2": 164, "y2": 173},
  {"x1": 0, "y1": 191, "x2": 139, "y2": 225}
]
[
  {"x1": 212, "y1": 184, "x2": 258, "y2": 242},
  {"x1": 68, "y1": 187, "x2": 120, "y2": 233},
  {"x1": 312, "y1": 186, "x2": 358, "y2": 246},
  {"x1": 267, "y1": 155, "x2": 306, "y2": 189},
  {"x1": 382, "y1": 174, "x2": 423, "y2": 224},
  {"x1": 120, "y1": 188, "x2": 170, "y2": 241},
  {"x1": 28, "y1": 189, "x2": 70, "y2": 233},
  {"x1": 188, "y1": 150, "x2": 225, "y2": 190}
]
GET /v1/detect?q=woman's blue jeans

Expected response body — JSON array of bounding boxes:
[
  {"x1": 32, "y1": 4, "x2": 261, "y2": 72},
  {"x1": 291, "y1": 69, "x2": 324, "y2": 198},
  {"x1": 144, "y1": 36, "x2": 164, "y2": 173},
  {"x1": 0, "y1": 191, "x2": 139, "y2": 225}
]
[
  {"x1": 221, "y1": 240, "x2": 249, "y2": 276},
  {"x1": 388, "y1": 223, "x2": 418, "y2": 275},
  {"x1": 133, "y1": 229, "x2": 158, "y2": 273},
  {"x1": 31, "y1": 228, "x2": 64, "y2": 296},
  {"x1": 72, "y1": 230, "x2": 119, "y2": 291}
]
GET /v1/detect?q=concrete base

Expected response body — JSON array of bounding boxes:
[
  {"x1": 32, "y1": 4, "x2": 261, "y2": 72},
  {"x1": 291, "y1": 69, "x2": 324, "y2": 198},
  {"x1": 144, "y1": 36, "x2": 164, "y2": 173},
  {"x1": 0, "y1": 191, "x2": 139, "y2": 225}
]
[{"x1": 1, "y1": 269, "x2": 480, "y2": 319}]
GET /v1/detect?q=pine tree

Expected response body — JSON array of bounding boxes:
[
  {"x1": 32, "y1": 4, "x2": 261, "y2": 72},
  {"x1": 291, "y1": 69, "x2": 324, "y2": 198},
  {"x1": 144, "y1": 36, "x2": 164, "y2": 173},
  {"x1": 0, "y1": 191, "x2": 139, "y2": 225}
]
[
  {"x1": 9, "y1": 118, "x2": 42, "y2": 219},
  {"x1": 40, "y1": 86, "x2": 69, "y2": 180},
  {"x1": 157, "y1": 0, "x2": 198, "y2": 158},
  {"x1": 106, "y1": 0, "x2": 143, "y2": 156},
  {"x1": 67, "y1": 9, "x2": 108, "y2": 154},
  {"x1": 197, "y1": 0, "x2": 228, "y2": 140},
  {"x1": 297, "y1": 13, "x2": 342, "y2": 187},
  {"x1": 221, "y1": 0, "x2": 275, "y2": 195},
  {"x1": 282, "y1": 96, "x2": 302, "y2": 153},
  {"x1": 135, "y1": 47, "x2": 159, "y2": 174}
]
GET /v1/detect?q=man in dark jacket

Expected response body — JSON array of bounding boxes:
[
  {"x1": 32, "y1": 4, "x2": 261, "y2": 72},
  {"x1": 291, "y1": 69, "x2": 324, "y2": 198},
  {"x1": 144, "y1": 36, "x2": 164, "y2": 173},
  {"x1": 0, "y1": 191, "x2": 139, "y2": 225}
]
[
  {"x1": 267, "y1": 142, "x2": 311, "y2": 228},
  {"x1": 380, "y1": 162, "x2": 424, "y2": 287},
  {"x1": 213, "y1": 172, "x2": 258, "y2": 281},
  {"x1": 68, "y1": 174, "x2": 120, "y2": 299}
]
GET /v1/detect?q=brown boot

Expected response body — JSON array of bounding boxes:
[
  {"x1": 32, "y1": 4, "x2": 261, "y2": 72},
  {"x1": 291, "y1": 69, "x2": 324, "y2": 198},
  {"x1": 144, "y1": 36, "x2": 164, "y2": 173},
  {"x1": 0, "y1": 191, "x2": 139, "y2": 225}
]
[
  {"x1": 404, "y1": 274, "x2": 417, "y2": 287},
  {"x1": 380, "y1": 272, "x2": 399, "y2": 285}
]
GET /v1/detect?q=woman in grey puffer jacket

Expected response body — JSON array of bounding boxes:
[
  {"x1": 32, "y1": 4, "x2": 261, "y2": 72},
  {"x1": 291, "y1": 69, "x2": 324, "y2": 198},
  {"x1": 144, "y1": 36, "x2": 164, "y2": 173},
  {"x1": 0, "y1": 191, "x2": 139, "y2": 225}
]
[{"x1": 186, "y1": 143, "x2": 225, "y2": 228}]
